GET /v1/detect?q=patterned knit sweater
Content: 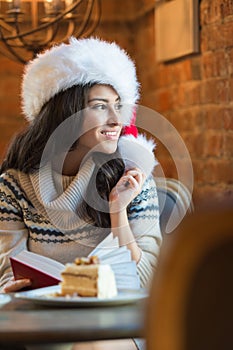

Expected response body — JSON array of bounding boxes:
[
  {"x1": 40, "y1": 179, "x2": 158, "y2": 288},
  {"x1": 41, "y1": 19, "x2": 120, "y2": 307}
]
[{"x1": 0, "y1": 139, "x2": 162, "y2": 289}]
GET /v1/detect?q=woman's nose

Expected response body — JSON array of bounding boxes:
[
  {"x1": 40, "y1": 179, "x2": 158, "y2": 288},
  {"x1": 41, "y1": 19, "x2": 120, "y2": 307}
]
[{"x1": 107, "y1": 105, "x2": 121, "y2": 124}]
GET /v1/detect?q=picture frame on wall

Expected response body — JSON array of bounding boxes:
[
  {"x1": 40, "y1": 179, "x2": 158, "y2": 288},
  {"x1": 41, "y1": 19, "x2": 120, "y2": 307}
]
[{"x1": 155, "y1": 0, "x2": 199, "y2": 62}]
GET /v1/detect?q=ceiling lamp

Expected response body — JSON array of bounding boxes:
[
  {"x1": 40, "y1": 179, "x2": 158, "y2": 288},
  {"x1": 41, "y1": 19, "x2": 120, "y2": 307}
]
[{"x1": 0, "y1": 0, "x2": 101, "y2": 64}]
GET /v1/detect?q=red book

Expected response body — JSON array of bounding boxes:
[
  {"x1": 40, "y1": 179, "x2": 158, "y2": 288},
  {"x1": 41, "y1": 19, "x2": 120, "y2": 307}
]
[{"x1": 10, "y1": 251, "x2": 64, "y2": 290}]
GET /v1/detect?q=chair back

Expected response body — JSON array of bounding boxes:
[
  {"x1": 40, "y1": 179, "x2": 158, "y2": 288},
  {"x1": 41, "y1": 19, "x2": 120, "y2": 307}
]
[
  {"x1": 155, "y1": 177, "x2": 194, "y2": 235},
  {"x1": 146, "y1": 204, "x2": 233, "y2": 350}
]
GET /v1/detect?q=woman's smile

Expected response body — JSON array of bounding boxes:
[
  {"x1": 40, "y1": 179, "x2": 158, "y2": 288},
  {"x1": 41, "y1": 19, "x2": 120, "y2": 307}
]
[{"x1": 100, "y1": 128, "x2": 121, "y2": 140}]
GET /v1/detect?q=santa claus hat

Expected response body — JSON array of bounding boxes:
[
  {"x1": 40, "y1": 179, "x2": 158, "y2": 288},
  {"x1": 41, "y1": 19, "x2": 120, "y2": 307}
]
[{"x1": 22, "y1": 37, "x2": 140, "y2": 124}]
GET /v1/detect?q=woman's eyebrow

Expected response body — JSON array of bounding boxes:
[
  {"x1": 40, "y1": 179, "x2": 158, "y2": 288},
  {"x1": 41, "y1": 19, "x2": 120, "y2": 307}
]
[{"x1": 88, "y1": 97, "x2": 120, "y2": 103}]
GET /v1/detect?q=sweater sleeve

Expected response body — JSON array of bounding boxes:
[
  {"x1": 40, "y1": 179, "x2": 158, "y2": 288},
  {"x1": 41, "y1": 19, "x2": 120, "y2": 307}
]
[
  {"x1": 0, "y1": 172, "x2": 28, "y2": 290},
  {"x1": 127, "y1": 175, "x2": 162, "y2": 287}
]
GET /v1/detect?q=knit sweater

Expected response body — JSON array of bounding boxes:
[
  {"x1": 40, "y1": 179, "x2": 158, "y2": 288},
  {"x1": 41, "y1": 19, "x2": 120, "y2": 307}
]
[{"x1": 0, "y1": 138, "x2": 162, "y2": 289}]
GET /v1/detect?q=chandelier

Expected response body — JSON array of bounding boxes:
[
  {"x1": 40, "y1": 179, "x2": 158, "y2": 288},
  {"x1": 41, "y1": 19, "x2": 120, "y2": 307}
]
[{"x1": 0, "y1": 0, "x2": 101, "y2": 64}]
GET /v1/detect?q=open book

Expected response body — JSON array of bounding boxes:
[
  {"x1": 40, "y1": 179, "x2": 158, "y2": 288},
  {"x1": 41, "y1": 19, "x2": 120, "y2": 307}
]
[{"x1": 10, "y1": 233, "x2": 141, "y2": 291}]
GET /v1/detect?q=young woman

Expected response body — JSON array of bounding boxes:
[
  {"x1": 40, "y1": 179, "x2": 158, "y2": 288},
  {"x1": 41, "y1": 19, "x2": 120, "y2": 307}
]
[{"x1": 0, "y1": 37, "x2": 162, "y2": 296}]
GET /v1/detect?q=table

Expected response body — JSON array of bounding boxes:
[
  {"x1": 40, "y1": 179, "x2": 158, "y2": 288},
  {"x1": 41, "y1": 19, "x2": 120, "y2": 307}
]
[{"x1": 0, "y1": 294, "x2": 146, "y2": 347}]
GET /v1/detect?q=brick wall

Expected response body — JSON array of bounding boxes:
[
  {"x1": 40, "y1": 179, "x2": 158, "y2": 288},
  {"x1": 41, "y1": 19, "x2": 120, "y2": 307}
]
[
  {"x1": 131, "y1": 0, "x2": 233, "y2": 204},
  {"x1": 0, "y1": 0, "x2": 232, "y2": 204},
  {"x1": 0, "y1": 57, "x2": 26, "y2": 158}
]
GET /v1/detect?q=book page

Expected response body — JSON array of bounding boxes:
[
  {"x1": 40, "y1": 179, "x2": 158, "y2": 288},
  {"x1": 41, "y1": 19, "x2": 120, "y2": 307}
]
[
  {"x1": 115, "y1": 274, "x2": 140, "y2": 290},
  {"x1": 89, "y1": 232, "x2": 140, "y2": 290},
  {"x1": 100, "y1": 248, "x2": 131, "y2": 264},
  {"x1": 88, "y1": 232, "x2": 119, "y2": 258}
]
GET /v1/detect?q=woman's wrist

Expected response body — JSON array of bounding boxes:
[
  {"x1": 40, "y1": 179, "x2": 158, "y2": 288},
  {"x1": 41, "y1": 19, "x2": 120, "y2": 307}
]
[
  {"x1": 110, "y1": 210, "x2": 141, "y2": 263},
  {"x1": 110, "y1": 209, "x2": 128, "y2": 229}
]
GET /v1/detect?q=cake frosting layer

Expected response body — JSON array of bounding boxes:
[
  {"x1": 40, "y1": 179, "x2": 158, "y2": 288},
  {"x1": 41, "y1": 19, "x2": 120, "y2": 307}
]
[{"x1": 60, "y1": 262, "x2": 117, "y2": 298}]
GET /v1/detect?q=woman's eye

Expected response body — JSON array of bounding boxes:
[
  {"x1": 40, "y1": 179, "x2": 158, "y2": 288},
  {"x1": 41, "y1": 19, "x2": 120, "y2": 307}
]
[
  {"x1": 115, "y1": 103, "x2": 122, "y2": 111},
  {"x1": 91, "y1": 104, "x2": 107, "y2": 111}
]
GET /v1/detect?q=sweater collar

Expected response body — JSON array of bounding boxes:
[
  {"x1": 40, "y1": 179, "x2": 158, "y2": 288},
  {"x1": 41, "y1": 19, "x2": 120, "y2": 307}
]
[{"x1": 30, "y1": 156, "x2": 95, "y2": 231}]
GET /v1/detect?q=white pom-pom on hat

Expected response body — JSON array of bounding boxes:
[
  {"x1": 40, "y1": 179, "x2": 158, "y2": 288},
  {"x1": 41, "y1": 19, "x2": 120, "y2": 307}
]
[{"x1": 118, "y1": 134, "x2": 158, "y2": 178}]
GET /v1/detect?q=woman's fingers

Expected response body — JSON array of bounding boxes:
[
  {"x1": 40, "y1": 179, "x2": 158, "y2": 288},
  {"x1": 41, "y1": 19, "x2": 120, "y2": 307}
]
[
  {"x1": 2, "y1": 278, "x2": 31, "y2": 293},
  {"x1": 116, "y1": 168, "x2": 145, "y2": 195},
  {"x1": 124, "y1": 168, "x2": 146, "y2": 188},
  {"x1": 123, "y1": 175, "x2": 140, "y2": 191},
  {"x1": 109, "y1": 168, "x2": 146, "y2": 211}
]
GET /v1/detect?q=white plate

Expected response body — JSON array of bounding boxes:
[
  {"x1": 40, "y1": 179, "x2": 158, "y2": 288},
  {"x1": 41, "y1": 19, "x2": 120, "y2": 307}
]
[
  {"x1": 0, "y1": 294, "x2": 11, "y2": 307},
  {"x1": 14, "y1": 285, "x2": 148, "y2": 307}
]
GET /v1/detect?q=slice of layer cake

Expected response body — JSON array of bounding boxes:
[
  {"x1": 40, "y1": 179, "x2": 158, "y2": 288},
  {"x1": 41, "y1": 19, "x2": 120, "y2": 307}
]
[{"x1": 60, "y1": 256, "x2": 117, "y2": 298}]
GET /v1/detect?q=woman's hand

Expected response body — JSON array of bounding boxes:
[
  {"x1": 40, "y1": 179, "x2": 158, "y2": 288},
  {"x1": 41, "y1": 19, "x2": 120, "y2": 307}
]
[
  {"x1": 109, "y1": 168, "x2": 146, "y2": 213},
  {"x1": 2, "y1": 277, "x2": 31, "y2": 293}
]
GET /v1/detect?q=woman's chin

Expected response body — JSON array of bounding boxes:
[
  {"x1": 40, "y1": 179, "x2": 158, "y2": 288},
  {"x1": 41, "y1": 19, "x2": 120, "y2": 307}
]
[
  {"x1": 93, "y1": 141, "x2": 118, "y2": 155},
  {"x1": 100, "y1": 145, "x2": 118, "y2": 155}
]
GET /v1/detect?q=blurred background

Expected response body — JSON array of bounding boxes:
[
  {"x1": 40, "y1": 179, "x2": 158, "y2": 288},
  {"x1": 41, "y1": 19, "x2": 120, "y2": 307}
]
[{"x1": 0, "y1": 0, "x2": 232, "y2": 206}]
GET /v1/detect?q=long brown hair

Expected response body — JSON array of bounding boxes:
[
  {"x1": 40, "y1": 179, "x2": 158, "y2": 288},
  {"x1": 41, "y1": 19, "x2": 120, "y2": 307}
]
[
  {"x1": 0, "y1": 83, "x2": 125, "y2": 227},
  {"x1": 1, "y1": 84, "x2": 89, "y2": 173}
]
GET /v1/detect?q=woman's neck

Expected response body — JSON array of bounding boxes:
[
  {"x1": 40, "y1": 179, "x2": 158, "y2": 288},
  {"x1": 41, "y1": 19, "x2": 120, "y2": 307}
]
[{"x1": 52, "y1": 146, "x2": 90, "y2": 176}]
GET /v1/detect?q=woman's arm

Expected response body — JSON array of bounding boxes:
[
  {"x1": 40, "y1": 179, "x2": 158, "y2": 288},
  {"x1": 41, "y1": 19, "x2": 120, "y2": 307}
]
[
  {"x1": 109, "y1": 169, "x2": 162, "y2": 287},
  {"x1": 0, "y1": 172, "x2": 32, "y2": 292},
  {"x1": 109, "y1": 168, "x2": 145, "y2": 262}
]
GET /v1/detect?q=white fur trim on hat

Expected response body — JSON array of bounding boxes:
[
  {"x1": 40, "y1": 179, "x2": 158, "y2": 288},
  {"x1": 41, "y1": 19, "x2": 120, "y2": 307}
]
[
  {"x1": 118, "y1": 134, "x2": 158, "y2": 178},
  {"x1": 22, "y1": 37, "x2": 140, "y2": 122}
]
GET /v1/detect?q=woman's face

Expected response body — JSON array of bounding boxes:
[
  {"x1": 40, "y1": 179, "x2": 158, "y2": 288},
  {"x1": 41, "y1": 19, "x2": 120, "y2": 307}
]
[{"x1": 78, "y1": 84, "x2": 123, "y2": 155}]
